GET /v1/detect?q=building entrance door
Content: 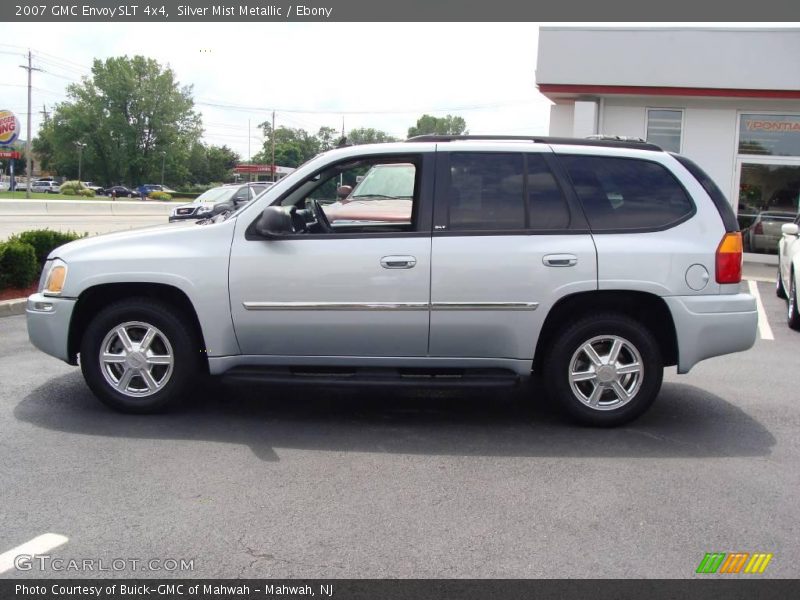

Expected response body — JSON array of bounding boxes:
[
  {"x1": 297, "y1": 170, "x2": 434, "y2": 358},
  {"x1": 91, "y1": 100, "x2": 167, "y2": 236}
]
[{"x1": 735, "y1": 158, "x2": 800, "y2": 256}]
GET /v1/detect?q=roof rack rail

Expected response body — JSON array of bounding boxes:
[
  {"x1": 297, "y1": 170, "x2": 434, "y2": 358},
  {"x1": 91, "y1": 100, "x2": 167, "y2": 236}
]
[{"x1": 405, "y1": 134, "x2": 662, "y2": 151}]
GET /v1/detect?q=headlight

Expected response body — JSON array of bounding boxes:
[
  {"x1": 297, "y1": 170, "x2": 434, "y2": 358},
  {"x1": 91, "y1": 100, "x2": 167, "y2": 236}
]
[
  {"x1": 196, "y1": 207, "x2": 213, "y2": 215},
  {"x1": 41, "y1": 259, "x2": 68, "y2": 296}
]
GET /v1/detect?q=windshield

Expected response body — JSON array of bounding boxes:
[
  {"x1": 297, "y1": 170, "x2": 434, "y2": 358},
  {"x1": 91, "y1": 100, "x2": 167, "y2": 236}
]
[
  {"x1": 192, "y1": 187, "x2": 237, "y2": 204},
  {"x1": 351, "y1": 164, "x2": 415, "y2": 199}
]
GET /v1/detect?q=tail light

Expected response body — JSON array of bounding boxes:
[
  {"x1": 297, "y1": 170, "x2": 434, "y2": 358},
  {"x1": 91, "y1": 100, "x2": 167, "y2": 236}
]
[
  {"x1": 716, "y1": 232, "x2": 743, "y2": 284},
  {"x1": 753, "y1": 222, "x2": 763, "y2": 234}
]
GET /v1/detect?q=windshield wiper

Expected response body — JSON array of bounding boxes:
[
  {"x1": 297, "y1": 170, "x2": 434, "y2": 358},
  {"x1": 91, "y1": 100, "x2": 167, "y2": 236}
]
[{"x1": 351, "y1": 194, "x2": 405, "y2": 200}]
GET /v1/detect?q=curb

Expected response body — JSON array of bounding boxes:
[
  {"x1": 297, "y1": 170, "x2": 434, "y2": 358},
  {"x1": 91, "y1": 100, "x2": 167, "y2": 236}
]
[{"x1": 0, "y1": 298, "x2": 26, "y2": 318}]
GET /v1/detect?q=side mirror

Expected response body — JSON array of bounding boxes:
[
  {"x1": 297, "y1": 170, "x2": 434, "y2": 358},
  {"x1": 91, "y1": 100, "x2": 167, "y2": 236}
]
[
  {"x1": 781, "y1": 223, "x2": 799, "y2": 236},
  {"x1": 255, "y1": 206, "x2": 294, "y2": 238},
  {"x1": 337, "y1": 185, "x2": 352, "y2": 200}
]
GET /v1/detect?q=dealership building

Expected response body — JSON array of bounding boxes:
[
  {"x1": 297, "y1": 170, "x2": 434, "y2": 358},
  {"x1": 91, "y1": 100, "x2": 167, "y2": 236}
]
[{"x1": 536, "y1": 27, "x2": 800, "y2": 255}]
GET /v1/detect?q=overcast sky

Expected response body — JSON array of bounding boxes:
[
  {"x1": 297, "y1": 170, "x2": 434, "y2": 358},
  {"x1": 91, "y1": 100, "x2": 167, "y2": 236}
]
[
  {"x1": 0, "y1": 22, "x2": 555, "y2": 160},
  {"x1": 1, "y1": 22, "x2": 792, "y2": 162}
]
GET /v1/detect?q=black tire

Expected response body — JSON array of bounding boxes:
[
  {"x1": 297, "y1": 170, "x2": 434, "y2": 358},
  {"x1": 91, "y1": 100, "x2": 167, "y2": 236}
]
[
  {"x1": 776, "y1": 265, "x2": 787, "y2": 299},
  {"x1": 79, "y1": 298, "x2": 201, "y2": 413},
  {"x1": 788, "y1": 272, "x2": 800, "y2": 331},
  {"x1": 543, "y1": 313, "x2": 664, "y2": 427}
]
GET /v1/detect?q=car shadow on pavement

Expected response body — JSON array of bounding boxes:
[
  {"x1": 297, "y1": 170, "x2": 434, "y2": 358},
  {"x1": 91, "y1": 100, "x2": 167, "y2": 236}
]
[{"x1": 15, "y1": 372, "x2": 775, "y2": 462}]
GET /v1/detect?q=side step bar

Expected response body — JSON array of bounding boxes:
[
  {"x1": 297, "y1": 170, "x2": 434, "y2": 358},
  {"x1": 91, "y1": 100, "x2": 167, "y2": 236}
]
[{"x1": 222, "y1": 366, "x2": 520, "y2": 388}]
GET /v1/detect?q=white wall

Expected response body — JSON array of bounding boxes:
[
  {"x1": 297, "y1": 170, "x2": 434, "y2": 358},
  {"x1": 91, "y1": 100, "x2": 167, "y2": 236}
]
[
  {"x1": 537, "y1": 27, "x2": 800, "y2": 91},
  {"x1": 548, "y1": 104, "x2": 573, "y2": 137}
]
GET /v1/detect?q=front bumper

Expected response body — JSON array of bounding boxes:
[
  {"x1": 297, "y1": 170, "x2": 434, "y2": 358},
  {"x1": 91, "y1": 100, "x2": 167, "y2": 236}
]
[
  {"x1": 26, "y1": 293, "x2": 77, "y2": 364},
  {"x1": 663, "y1": 293, "x2": 758, "y2": 374}
]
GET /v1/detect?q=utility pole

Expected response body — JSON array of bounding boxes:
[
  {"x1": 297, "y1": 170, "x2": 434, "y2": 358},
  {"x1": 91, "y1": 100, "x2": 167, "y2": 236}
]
[
  {"x1": 40, "y1": 104, "x2": 49, "y2": 122},
  {"x1": 247, "y1": 118, "x2": 251, "y2": 182},
  {"x1": 271, "y1": 110, "x2": 276, "y2": 182},
  {"x1": 74, "y1": 142, "x2": 86, "y2": 182},
  {"x1": 19, "y1": 50, "x2": 42, "y2": 200},
  {"x1": 160, "y1": 151, "x2": 166, "y2": 186}
]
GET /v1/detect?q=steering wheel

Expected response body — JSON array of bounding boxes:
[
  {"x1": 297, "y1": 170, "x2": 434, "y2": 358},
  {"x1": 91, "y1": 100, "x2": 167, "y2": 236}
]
[{"x1": 309, "y1": 199, "x2": 334, "y2": 233}]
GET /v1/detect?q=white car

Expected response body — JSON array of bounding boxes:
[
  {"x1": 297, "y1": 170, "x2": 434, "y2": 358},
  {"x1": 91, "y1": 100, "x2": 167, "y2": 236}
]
[
  {"x1": 31, "y1": 180, "x2": 61, "y2": 194},
  {"x1": 777, "y1": 213, "x2": 800, "y2": 330}
]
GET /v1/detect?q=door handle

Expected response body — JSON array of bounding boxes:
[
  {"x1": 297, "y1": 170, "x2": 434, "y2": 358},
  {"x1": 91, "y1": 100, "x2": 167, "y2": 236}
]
[
  {"x1": 543, "y1": 254, "x2": 578, "y2": 267},
  {"x1": 381, "y1": 255, "x2": 417, "y2": 269}
]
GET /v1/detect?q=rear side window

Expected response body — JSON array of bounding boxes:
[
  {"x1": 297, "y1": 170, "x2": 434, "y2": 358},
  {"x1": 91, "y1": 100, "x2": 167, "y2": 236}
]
[
  {"x1": 560, "y1": 155, "x2": 694, "y2": 231},
  {"x1": 448, "y1": 153, "x2": 525, "y2": 231},
  {"x1": 446, "y1": 152, "x2": 569, "y2": 231},
  {"x1": 670, "y1": 153, "x2": 738, "y2": 233}
]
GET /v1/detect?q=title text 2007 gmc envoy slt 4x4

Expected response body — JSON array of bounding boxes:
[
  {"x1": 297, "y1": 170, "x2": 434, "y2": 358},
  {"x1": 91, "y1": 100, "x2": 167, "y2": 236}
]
[{"x1": 27, "y1": 135, "x2": 758, "y2": 426}]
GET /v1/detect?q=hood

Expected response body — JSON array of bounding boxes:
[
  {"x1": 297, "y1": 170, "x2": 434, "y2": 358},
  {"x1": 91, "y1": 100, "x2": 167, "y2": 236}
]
[{"x1": 49, "y1": 220, "x2": 202, "y2": 262}]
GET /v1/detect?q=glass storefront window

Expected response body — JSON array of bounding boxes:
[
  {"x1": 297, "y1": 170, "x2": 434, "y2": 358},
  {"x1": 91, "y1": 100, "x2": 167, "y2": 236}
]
[
  {"x1": 738, "y1": 114, "x2": 800, "y2": 156},
  {"x1": 646, "y1": 109, "x2": 682, "y2": 153},
  {"x1": 737, "y1": 162, "x2": 800, "y2": 255}
]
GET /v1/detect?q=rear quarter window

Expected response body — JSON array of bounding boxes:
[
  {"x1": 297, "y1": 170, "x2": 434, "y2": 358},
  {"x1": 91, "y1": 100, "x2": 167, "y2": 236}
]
[{"x1": 559, "y1": 155, "x2": 695, "y2": 232}]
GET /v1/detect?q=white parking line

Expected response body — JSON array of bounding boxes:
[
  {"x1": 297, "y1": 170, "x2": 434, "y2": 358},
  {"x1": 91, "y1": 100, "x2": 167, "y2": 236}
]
[
  {"x1": 0, "y1": 533, "x2": 68, "y2": 574},
  {"x1": 748, "y1": 279, "x2": 775, "y2": 341}
]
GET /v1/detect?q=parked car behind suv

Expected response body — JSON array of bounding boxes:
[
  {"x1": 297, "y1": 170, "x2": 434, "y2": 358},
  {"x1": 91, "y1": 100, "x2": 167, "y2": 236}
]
[
  {"x1": 26, "y1": 135, "x2": 757, "y2": 426},
  {"x1": 169, "y1": 182, "x2": 273, "y2": 221},
  {"x1": 30, "y1": 180, "x2": 61, "y2": 194}
]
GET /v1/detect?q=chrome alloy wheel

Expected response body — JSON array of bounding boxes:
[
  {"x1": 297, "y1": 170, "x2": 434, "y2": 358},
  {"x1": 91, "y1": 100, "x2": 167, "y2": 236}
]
[
  {"x1": 568, "y1": 335, "x2": 644, "y2": 411},
  {"x1": 99, "y1": 321, "x2": 174, "y2": 397}
]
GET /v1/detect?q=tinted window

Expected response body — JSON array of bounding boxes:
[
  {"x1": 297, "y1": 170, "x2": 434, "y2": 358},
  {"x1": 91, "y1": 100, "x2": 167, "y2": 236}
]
[
  {"x1": 446, "y1": 153, "x2": 525, "y2": 231},
  {"x1": 561, "y1": 155, "x2": 694, "y2": 231},
  {"x1": 527, "y1": 154, "x2": 570, "y2": 229}
]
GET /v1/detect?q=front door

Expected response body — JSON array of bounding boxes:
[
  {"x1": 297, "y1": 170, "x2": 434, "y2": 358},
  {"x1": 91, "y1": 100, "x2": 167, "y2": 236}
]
[{"x1": 228, "y1": 152, "x2": 434, "y2": 357}]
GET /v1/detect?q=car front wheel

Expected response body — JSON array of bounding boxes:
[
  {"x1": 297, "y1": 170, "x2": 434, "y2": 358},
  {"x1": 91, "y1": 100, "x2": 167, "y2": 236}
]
[
  {"x1": 80, "y1": 298, "x2": 201, "y2": 413},
  {"x1": 543, "y1": 313, "x2": 663, "y2": 426},
  {"x1": 788, "y1": 272, "x2": 800, "y2": 331},
  {"x1": 777, "y1": 265, "x2": 787, "y2": 299}
]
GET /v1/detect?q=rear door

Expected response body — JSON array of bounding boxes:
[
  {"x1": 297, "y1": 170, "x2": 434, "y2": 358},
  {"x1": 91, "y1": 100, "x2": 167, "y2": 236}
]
[{"x1": 428, "y1": 144, "x2": 597, "y2": 360}]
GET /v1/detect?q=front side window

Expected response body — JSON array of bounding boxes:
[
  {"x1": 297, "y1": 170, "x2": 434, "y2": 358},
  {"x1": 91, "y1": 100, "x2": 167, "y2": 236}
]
[
  {"x1": 278, "y1": 156, "x2": 420, "y2": 235},
  {"x1": 561, "y1": 155, "x2": 694, "y2": 231},
  {"x1": 646, "y1": 109, "x2": 683, "y2": 153}
]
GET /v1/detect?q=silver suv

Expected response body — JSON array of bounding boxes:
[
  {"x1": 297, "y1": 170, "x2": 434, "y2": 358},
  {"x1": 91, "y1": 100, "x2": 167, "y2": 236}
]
[{"x1": 26, "y1": 136, "x2": 758, "y2": 426}]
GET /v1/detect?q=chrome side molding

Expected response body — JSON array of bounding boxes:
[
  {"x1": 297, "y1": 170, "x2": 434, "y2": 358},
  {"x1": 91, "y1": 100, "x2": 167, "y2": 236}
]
[{"x1": 243, "y1": 301, "x2": 539, "y2": 311}]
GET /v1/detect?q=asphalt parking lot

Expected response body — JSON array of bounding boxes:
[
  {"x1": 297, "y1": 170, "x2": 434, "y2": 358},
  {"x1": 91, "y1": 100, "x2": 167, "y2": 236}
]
[{"x1": 0, "y1": 279, "x2": 798, "y2": 579}]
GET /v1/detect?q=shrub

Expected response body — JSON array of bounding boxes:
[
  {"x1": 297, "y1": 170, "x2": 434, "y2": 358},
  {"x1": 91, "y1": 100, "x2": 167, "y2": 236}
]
[
  {"x1": 149, "y1": 191, "x2": 172, "y2": 201},
  {"x1": 9, "y1": 229, "x2": 86, "y2": 267},
  {"x1": 77, "y1": 188, "x2": 96, "y2": 197},
  {"x1": 0, "y1": 241, "x2": 38, "y2": 289},
  {"x1": 59, "y1": 180, "x2": 84, "y2": 195}
]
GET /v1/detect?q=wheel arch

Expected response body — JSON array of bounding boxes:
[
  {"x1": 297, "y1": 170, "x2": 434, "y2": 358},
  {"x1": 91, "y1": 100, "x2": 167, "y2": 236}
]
[
  {"x1": 68, "y1": 282, "x2": 208, "y2": 372},
  {"x1": 533, "y1": 290, "x2": 678, "y2": 374}
]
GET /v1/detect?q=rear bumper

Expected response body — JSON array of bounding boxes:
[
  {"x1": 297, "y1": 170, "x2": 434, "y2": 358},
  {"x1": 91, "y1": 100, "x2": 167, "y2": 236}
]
[
  {"x1": 26, "y1": 293, "x2": 76, "y2": 364},
  {"x1": 663, "y1": 293, "x2": 757, "y2": 374}
]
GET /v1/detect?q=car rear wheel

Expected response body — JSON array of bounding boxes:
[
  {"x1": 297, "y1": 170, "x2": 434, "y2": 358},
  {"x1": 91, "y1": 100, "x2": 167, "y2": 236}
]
[
  {"x1": 543, "y1": 313, "x2": 663, "y2": 426},
  {"x1": 788, "y1": 272, "x2": 800, "y2": 331},
  {"x1": 80, "y1": 298, "x2": 201, "y2": 413}
]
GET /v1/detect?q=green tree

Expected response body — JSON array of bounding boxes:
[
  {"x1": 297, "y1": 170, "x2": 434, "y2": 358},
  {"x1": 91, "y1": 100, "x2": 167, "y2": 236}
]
[
  {"x1": 32, "y1": 55, "x2": 201, "y2": 186},
  {"x1": 347, "y1": 128, "x2": 398, "y2": 145},
  {"x1": 407, "y1": 114, "x2": 468, "y2": 138},
  {"x1": 253, "y1": 123, "x2": 321, "y2": 168}
]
